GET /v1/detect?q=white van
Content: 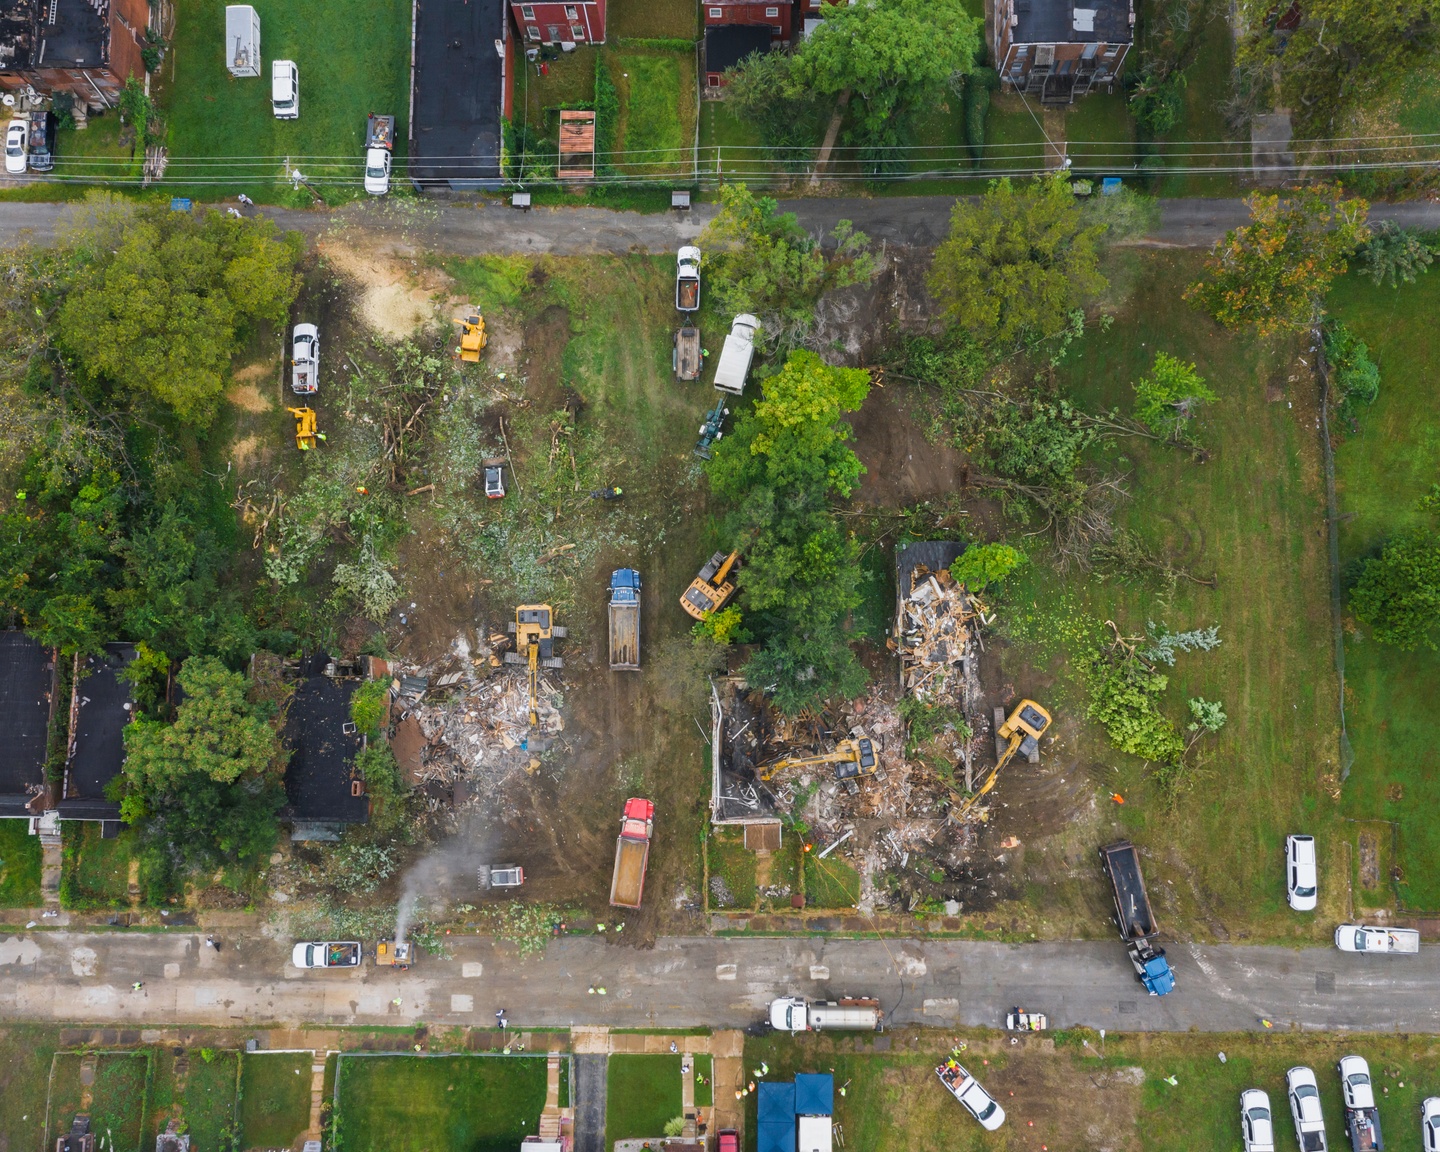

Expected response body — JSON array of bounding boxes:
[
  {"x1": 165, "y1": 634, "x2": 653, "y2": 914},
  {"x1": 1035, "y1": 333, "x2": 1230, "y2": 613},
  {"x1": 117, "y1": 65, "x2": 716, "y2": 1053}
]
[{"x1": 271, "y1": 60, "x2": 299, "y2": 119}]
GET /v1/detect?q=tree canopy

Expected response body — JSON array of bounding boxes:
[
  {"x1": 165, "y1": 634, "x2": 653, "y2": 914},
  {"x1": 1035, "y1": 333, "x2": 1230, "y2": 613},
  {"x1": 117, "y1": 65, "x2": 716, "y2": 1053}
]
[
  {"x1": 55, "y1": 197, "x2": 302, "y2": 427},
  {"x1": 927, "y1": 176, "x2": 1107, "y2": 348},
  {"x1": 708, "y1": 351, "x2": 872, "y2": 713},
  {"x1": 1185, "y1": 185, "x2": 1369, "y2": 336},
  {"x1": 1350, "y1": 489, "x2": 1440, "y2": 650}
]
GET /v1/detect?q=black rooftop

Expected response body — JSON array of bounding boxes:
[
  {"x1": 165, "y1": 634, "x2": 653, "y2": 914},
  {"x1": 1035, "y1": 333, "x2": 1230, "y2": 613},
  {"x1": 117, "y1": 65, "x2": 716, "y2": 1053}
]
[
  {"x1": 65, "y1": 643, "x2": 134, "y2": 809},
  {"x1": 705, "y1": 25, "x2": 772, "y2": 74},
  {"x1": 281, "y1": 673, "x2": 368, "y2": 824},
  {"x1": 0, "y1": 631, "x2": 52, "y2": 813},
  {"x1": 1012, "y1": 0, "x2": 1132, "y2": 44},
  {"x1": 0, "y1": 0, "x2": 109, "y2": 70},
  {"x1": 409, "y1": 0, "x2": 505, "y2": 189}
]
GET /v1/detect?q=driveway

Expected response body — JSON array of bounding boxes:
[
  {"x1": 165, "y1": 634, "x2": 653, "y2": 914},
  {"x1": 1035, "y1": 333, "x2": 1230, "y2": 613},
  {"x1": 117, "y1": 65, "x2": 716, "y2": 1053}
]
[{"x1": 1, "y1": 931, "x2": 1438, "y2": 1033}]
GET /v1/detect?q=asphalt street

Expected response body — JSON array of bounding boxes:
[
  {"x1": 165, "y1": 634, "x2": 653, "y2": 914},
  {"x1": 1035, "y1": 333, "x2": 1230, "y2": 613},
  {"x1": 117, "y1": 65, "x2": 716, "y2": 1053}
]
[
  {"x1": 1, "y1": 931, "x2": 1437, "y2": 1034},
  {"x1": 2, "y1": 196, "x2": 1440, "y2": 252}
]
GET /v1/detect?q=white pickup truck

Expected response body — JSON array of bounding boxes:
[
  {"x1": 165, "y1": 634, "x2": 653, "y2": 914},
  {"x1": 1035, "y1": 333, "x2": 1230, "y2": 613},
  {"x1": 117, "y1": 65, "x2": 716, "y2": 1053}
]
[
  {"x1": 713, "y1": 314, "x2": 759, "y2": 395},
  {"x1": 291, "y1": 323, "x2": 319, "y2": 394},
  {"x1": 1334, "y1": 924, "x2": 1421, "y2": 954},
  {"x1": 291, "y1": 941, "x2": 361, "y2": 968}
]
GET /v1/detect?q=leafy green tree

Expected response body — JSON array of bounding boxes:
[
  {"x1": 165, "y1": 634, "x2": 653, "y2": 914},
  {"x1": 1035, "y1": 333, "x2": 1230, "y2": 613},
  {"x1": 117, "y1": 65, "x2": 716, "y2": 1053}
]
[
  {"x1": 791, "y1": 0, "x2": 981, "y2": 159},
  {"x1": 123, "y1": 656, "x2": 282, "y2": 790},
  {"x1": 1322, "y1": 321, "x2": 1380, "y2": 420},
  {"x1": 709, "y1": 351, "x2": 873, "y2": 713},
  {"x1": 350, "y1": 678, "x2": 390, "y2": 735},
  {"x1": 724, "y1": 51, "x2": 829, "y2": 151},
  {"x1": 949, "y1": 543, "x2": 1027, "y2": 591},
  {"x1": 1358, "y1": 221, "x2": 1435, "y2": 288},
  {"x1": 121, "y1": 641, "x2": 171, "y2": 714},
  {"x1": 1087, "y1": 658, "x2": 1186, "y2": 766},
  {"x1": 355, "y1": 745, "x2": 415, "y2": 839},
  {"x1": 55, "y1": 199, "x2": 302, "y2": 427},
  {"x1": 927, "y1": 176, "x2": 1107, "y2": 348},
  {"x1": 699, "y1": 184, "x2": 877, "y2": 354},
  {"x1": 692, "y1": 605, "x2": 749, "y2": 646},
  {"x1": 1132, "y1": 352, "x2": 1217, "y2": 441},
  {"x1": 1350, "y1": 514, "x2": 1440, "y2": 650},
  {"x1": 1185, "y1": 185, "x2": 1369, "y2": 336}
]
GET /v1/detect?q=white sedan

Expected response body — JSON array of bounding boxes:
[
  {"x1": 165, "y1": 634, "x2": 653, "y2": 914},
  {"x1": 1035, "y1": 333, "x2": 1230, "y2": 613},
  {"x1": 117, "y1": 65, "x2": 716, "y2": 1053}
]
[
  {"x1": 1422, "y1": 1096, "x2": 1440, "y2": 1152},
  {"x1": 1240, "y1": 1088, "x2": 1276, "y2": 1152},
  {"x1": 1285, "y1": 834, "x2": 1317, "y2": 911},
  {"x1": 4, "y1": 119, "x2": 26, "y2": 175},
  {"x1": 1335, "y1": 924, "x2": 1421, "y2": 954}
]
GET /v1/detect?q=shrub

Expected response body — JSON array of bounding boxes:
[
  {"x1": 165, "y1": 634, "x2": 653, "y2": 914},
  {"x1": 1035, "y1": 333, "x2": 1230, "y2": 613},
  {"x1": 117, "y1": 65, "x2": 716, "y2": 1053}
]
[
  {"x1": 949, "y1": 543, "x2": 1026, "y2": 592},
  {"x1": 1358, "y1": 221, "x2": 1434, "y2": 288},
  {"x1": 1087, "y1": 658, "x2": 1185, "y2": 766},
  {"x1": 349, "y1": 678, "x2": 389, "y2": 736},
  {"x1": 1323, "y1": 320, "x2": 1380, "y2": 421}
]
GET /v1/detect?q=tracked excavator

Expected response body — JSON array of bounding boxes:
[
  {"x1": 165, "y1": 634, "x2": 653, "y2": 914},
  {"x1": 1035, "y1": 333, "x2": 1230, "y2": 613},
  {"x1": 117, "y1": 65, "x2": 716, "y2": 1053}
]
[
  {"x1": 759, "y1": 736, "x2": 878, "y2": 782},
  {"x1": 949, "y1": 698, "x2": 1051, "y2": 821},
  {"x1": 502, "y1": 604, "x2": 566, "y2": 725}
]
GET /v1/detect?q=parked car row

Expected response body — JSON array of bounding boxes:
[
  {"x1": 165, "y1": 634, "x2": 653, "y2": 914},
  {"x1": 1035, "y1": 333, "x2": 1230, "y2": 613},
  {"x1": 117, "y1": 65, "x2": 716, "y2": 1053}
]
[
  {"x1": 4, "y1": 112, "x2": 54, "y2": 175},
  {"x1": 1242, "y1": 1057, "x2": 1438, "y2": 1152}
]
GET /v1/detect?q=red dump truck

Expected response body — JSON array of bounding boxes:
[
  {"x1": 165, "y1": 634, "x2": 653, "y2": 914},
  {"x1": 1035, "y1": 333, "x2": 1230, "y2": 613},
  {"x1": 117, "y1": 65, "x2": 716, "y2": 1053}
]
[{"x1": 609, "y1": 797, "x2": 655, "y2": 909}]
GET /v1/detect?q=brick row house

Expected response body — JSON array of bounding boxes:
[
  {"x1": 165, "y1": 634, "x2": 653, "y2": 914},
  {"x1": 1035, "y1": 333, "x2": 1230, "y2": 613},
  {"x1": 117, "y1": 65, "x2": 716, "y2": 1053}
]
[
  {"x1": 993, "y1": 0, "x2": 1133, "y2": 103},
  {"x1": 510, "y1": 0, "x2": 605, "y2": 47},
  {"x1": 0, "y1": 0, "x2": 151, "y2": 107}
]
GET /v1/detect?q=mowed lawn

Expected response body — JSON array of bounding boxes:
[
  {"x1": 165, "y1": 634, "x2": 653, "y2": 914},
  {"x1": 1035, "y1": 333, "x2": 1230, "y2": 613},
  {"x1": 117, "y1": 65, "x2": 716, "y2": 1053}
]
[
  {"x1": 612, "y1": 52, "x2": 695, "y2": 176},
  {"x1": 160, "y1": 0, "x2": 411, "y2": 197},
  {"x1": 0, "y1": 819, "x2": 42, "y2": 906},
  {"x1": 1328, "y1": 265, "x2": 1440, "y2": 911},
  {"x1": 239, "y1": 1052, "x2": 312, "y2": 1148},
  {"x1": 334, "y1": 1055, "x2": 547, "y2": 1152},
  {"x1": 46, "y1": 1052, "x2": 150, "y2": 1152},
  {"x1": 182, "y1": 1050, "x2": 239, "y2": 1149},
  {"x1": 606, "y1": 1055, "x2": 684, "y2": 1146},
  {"x1": 1039, "y1": 248, "x2": 1342, "y2": 940}
]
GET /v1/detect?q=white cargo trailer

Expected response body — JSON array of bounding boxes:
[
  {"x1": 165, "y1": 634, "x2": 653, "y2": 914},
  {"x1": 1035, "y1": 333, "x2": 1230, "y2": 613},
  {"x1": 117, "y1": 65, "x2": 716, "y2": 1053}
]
[{"x1": 225, "y1": 5, "x2": 261, "y2": 77}]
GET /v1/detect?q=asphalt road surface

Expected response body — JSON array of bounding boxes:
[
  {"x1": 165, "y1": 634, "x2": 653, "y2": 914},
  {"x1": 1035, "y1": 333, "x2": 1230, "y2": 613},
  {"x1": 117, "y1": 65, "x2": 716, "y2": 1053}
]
[
  {"x1": 1, "y1": 931, "x2": 1437, "y2": 1034},
  {"x1": 3, "y1": 196, "x2": 1440, "y2": 252}
]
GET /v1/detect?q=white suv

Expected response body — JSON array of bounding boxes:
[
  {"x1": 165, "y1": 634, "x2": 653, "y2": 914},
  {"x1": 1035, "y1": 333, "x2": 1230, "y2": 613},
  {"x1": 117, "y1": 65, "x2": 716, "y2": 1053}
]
[
  {"x1": 271, "y1": 60, "x2": 299, "y2": 119},
  {"x1": 1286, "y1": 834, "x2": 1317, "y2": 911}
]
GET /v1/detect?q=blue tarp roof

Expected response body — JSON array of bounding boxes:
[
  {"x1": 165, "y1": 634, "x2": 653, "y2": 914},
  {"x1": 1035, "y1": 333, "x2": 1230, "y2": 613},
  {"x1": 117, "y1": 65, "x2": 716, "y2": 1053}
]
[
  {"x1": 758, "y1": 1123, "x2": 796, "y2": 1152},
  {"x1": 794, "y1": 1074, "x2": 834, "y2": 1116},
  {"x1": 759, "y1": 1081, "x2": 796, "y2": 1123}
]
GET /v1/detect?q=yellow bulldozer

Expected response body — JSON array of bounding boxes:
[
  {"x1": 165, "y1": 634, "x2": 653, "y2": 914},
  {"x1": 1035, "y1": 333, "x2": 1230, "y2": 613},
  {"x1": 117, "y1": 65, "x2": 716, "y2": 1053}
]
[
  {"x1": 286, "y1": 406, "x2": 318, "y2": 450},
  {"x1": 502, "y1": 604, "x2": 566, "y2": 725},
  {"x1": 454, "y1": 311, "x2": 487, "y2": 362},
  {"x1": 950, "y1": 698, "x2": 1051, "y2": 821},
  {"x1": 680, "y1": 549, "x2": 739, "y2": 621},
  {"x1": 760, "y1": 736, "x2": 878, "y2": 782}
]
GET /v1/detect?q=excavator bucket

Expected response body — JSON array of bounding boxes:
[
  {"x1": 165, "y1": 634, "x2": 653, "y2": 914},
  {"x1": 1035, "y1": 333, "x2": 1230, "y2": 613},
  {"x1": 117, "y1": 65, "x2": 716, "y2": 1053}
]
[
  {"x1": 286, "y1": 406, "x2": 318, "y2": 451},
  {"x1": 454, "y1": 312, "x2": 487, "y2": 362}
]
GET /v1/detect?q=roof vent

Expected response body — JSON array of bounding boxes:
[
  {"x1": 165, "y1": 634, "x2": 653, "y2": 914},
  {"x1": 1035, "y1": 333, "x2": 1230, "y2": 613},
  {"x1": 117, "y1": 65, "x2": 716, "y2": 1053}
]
[{"x1": 1073, "y1": 6, "x2": 1096, "y2": 29}]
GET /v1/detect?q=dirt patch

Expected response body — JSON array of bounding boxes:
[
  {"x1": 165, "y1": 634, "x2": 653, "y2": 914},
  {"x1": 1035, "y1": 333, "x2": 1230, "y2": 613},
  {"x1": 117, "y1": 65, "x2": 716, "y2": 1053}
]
[
  {"x1": 229, "y1": 434, "x2": 267, "y2": 472},
  {"x1": 851, "y1": 386, "x2": 963, "y2": 509},
  {"x1": 320, "y1": 237, "x2": 448, "y2": 339},
  {"x1": 991, "y1": 1051, "x2": 1143, "y2": 1152},
  {"x1": 1359, "y1": 831, "x2": 1379, "y2": 889},
  {"x1": 226, "y1": 382, "x2": 274, "y2": 414},
  {"x1": 811, "y1": 247, "x2": 940, "y2": 365},
  {"x1": 521, "y1": 305, "x2": 574, "y2": 413}
]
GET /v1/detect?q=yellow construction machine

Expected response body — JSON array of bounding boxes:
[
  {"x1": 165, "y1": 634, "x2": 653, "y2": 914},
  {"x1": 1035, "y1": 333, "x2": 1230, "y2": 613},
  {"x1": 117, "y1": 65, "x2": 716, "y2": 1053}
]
[
  {"x1": 950, "y1": 698, "x2": 1051, "y2": 821},
  {"x1": 286, "y1": 406, "x2": 318, "y2": 450},
  {"x1": 760, "y1": 736, "x2": 878, "y2": 782},
  {"x1": 502, "y1": 604, "x2": 566, "y2": 725},
  {"x1": 454, "y1": 311, "x2": 487, "y2": 362},
  {"x1": 680, "y1": 549, "x2": 739, "y2": 621}
]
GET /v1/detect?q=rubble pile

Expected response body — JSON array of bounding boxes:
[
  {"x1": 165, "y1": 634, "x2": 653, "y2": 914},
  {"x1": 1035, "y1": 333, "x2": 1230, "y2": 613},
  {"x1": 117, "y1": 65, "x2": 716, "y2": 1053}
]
[{"x1": 895, "y1": 564, "x2": 980, "y2": 701}]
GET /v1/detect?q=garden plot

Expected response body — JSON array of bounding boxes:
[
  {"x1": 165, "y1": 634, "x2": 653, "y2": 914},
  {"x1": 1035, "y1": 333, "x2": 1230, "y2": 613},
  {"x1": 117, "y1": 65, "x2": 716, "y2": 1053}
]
[{"x1": 45, "y1": 1051, "x2": 150, "y2": 1152}]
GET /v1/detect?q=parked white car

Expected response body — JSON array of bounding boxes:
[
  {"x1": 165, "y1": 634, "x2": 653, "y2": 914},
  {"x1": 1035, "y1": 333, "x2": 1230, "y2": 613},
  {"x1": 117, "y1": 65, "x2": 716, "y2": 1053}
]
[
  {"x1": 272, "y1": 59, "x2": 299, "y2": 119},
  {"x1": 1240, "y1": 1088, "x2": 1276, "y2": 1152},
  {"x1": 1286, "y1": 1067, "x2": 1328, "y2": 1152},
  {"x1": 1334, "y1": 924, "x2": 1421, "y2": 954},
  {"x1": 1285, "y1": 834, "x2": 1317, "y2": 911},
  {"x1": 291, "y1": 323, "x2": 319, "y2": 394},
  {"x1": 291, "y1": 941, "x2": 361, "y2": 968},
  {"x1": 4, "y1": 118, "x2": 27, "y2": 175},
  {"x1": 1422, "y1": 1096, "x2": 1440, "y2": 1152},
  {"x1": 1338, "y1": 1055, "x2": 1375, "y2": 1110},
  {"x1": 936, "y1": 1062, "x2": 1006, "y2": 1131}
]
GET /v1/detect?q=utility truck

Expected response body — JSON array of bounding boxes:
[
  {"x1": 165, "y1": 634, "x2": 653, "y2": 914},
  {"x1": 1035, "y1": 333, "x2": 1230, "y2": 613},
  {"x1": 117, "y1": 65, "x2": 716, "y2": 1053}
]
[
  {"x1": 770, "y1": 997, "x2": 882, "y2": 1033},
  {"x1": 609, "y1": 797, "x2": 654, "y2": 909},
  {"x1": 364, "y1": 114, "x2": 395, "y2": 196},
  {"x1": 608, "y1": 568, "x2": 641, "y2": 670},
  {"x1": 1338, "y1": 1056, "x2": 1383, "y2": 1152},
  {"x1": 1098, "y1": 840, "x2": 1176, "y2": 995},
  {"x1": 291, "y1": 323, "x2": 319, "y2": 394},
  {"x1": 292, "y1": 941, "x2": 360, "y2": 968},
  {"x1": 713, "y1": 315, "x2": 758, "y2": 394}
]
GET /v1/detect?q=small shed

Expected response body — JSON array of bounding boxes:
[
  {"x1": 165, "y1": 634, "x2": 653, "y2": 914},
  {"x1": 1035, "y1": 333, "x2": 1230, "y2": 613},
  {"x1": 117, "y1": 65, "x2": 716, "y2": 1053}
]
[
  {"x1": 557, "y1": 110, "x2": 596, "y2": 180},
  {"x1": 224, "y1": 5, "x2": 261, "y2": 77}
]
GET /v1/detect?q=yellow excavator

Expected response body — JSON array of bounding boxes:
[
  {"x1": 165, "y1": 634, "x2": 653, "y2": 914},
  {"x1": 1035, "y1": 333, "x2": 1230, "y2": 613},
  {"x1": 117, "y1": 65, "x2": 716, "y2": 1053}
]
[
  {"x1": 286, "y1": 406, "x2": 318, "y2": 450},
  {"x1": 502, "y1": 604, "x2": 566, "y2": 725},
  {"x1": 454, "y1": 311, "x2": 487, "y2": 362},
  {"x1": 950, "y1": 698, "x2": 1051, "y2": 821},
  {"x1": 680, "y1": 549, "x2": 739, "y2": 621},
  {"x1": 760, "y1": 736, "x2": 878, "y2": 782}
]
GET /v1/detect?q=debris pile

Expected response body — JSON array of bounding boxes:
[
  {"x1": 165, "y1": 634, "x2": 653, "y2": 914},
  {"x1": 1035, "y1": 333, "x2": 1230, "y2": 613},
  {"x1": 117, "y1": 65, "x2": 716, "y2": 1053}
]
[{"x1": 895, "y1": 563, "x2": 980, "y2": 701}]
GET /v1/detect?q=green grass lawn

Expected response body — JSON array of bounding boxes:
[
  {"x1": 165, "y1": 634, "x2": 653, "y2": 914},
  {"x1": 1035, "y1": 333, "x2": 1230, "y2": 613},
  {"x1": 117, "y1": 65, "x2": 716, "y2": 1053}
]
[
  {"x1": 0, "y1": 1027, "x2": 59, "y2": 1152},
  {"x1": 239, "y1": 1052, "x2": 313, "y2": 1148},
  {"x1": 159, "y1": 0, "x2": 411, "y2": 201},
  {"x1": 742, "y1": 1030, "x2": 1440, "y2": 1152},
  {"x1": 609, "y1": 0, "x2": 697, "y2": 38},
  {"x1": 182, "y1": 1050, "x2": 239, "y2": 1148},
  {"x1": 805, "y1": 855, "x2": 861, "y2": 908},
  {"x1": 698, "y1": 102, "x2": 779, "y2": 185},
  {"x1": 1152, "y1": 7, "x2": 1243, "y2": 197},
  {"x1": 708, "y1": 831, "x2": 758, "y2": 910},
  {"x1": 606, "y1": 1055, "x2": 684, "y2": 1146},
  {"x1": 60, "y1": 822, "x2": 134, "y2": 909},
  {"x1": 980, "y1": 93, "x2": 1048, "y2": 174},
  {"x1": 0, "y1": 819, "x2": 42, "y2": 907},
  {"x1": 47, "y1": 1052, "x2": 150, "y2": 1152},
  {"x1": 693, "y1": 1054, "x2": 714, "y2": 1107},
  {"x1": 612, "y1": 52, "x2": 695, "y2": 176},
  {"x1": 334, "y1": 1055, "x2": 547, "y2": 1152},
  {"x1": 997, "y1": 248, "x2": 1342, "y2": 941},
  {"x1": 1328, "y1": 266, "x2": 1440, "y2": 910}
]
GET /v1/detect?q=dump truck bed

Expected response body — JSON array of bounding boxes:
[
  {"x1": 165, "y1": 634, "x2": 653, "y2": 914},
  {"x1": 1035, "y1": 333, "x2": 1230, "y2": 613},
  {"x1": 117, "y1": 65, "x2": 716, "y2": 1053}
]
[
  {"x1": 1100, "y1": 841, "x2": 1159, "y2": 940},
  {"x1": 609, "y1": 601, "x2": 640, "y2": 670},
  {"x1": 677, "y1": 278, "x2": 700, "y2": 311},
  {"x1": 610, "y1": 837, "x2": 650, "y2": 908},
  {"x1": 674, "y1": 326, "x2": 701, "y2": 381}
]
